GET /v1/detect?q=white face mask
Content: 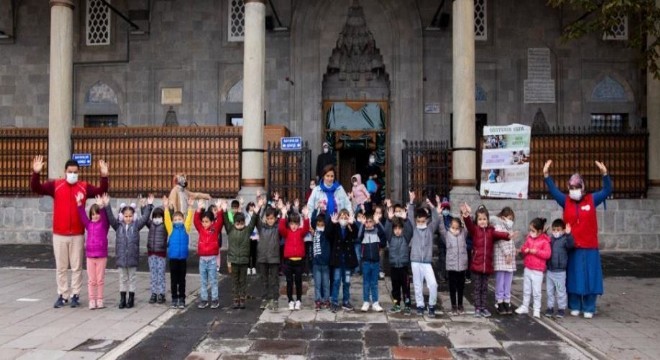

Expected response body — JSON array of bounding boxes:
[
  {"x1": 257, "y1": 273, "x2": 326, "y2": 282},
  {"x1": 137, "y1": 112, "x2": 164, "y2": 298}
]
[
  {"x1": 152, "y1": 218, "x2": 163, "y2": 225},
  {"x1": 552, "y1": 231, "x2": 564, "y2": 238},
  {"x1": 173, "y1": 220, "x2": 184, "y2": 226},
  {"x1": 369, "y1": 157, "x2": 375, "y2": 164},
  {"x1": 504, "y1": 219, "x2": 514, "y2": 228},
  {"x1": 441, "y1": 209, "x2": 450, "y2": 216},
  {"x1": 396, "y1": 212, "x2": 406, "y2": 218},
  {"x1": 416, "y1": 224, "x2": 427, "y2": 230},
  {"x1": 449, "y1": 228, "x2": 460, "y2": 236},
  {"x1": 310, "y1": 185, "x2": 315, "y2": 189},
  {"x1": 66, "y1": 173, "x2": 78, "y2": 184},
  {"x1": 338, "y1": 219, "x2": 348, "y2": 227},
  {"x1": 569, "y1": 189, "x2": 582, "y2": 201},
  {"x1": 323, "y1": 147, "x2": 329, "y2": 153},
  {"x1": 316, "y1": 227, "x2": 325, "y2": 232}
]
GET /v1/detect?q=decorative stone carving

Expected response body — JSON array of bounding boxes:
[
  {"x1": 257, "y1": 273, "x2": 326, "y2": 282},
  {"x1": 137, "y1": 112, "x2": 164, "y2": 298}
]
[
  {"x1": 227, "y1": 79, "x2": 243, "y2": 102},
  {"x1": 591, "y1": 76, "x2": 627, "y2": 102},
  {"x1": 86, "y1": 81, "x2": 118, "y2": 104}
]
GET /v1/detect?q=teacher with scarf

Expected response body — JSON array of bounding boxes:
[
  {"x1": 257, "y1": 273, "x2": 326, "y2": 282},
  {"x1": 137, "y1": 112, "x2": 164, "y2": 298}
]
[{"x1": 307, "y1": 165, "x2": 352, "y2": 219}]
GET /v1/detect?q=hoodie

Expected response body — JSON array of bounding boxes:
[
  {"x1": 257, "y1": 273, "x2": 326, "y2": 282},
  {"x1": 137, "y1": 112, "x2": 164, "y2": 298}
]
[{"x1": 351, "y1": 174, "x2": 370, "y2": 206}]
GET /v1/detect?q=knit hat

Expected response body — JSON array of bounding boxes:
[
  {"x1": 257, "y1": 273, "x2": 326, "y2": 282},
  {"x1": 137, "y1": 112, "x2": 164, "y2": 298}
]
[
  {"x1": 568, "y1": 173, "x2": 584, "y2": 190},
  {"x1": 440, "y1": 197, "x2": 450, "y2": 209}
]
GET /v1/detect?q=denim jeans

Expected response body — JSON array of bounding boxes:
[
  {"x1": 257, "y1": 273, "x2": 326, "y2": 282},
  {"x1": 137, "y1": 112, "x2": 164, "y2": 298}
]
[
  {"x1": 199, "y1": 257, "x2": 218, "y2": 301},
  {"x1": 362, "y1": 261, "x2": 379, "y2": 303},
  {"x1": 354, "y1": 244, "x2": 361, "y2": 273},
  {"x1": 313, "y1": 264, "x2": 330, "y2": 302},
  {"x1": 332, "y1": 266, "x2": 352, "y2": 304}
]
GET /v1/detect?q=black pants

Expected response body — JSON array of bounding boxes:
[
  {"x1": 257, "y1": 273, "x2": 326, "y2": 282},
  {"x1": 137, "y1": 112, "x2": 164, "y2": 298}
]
[
  {"x1": 390, "y1": 266, "x2": 411, "y2": 305},
  {"x1": 169, "y1": 259, "x2": 187, "y2": 300},
  {"x1": 448, "y1": 270, "x2": 466, "y2": 307},
  {"x1": 285, "y1": 259, "x2": 303, "y2": 302},
  {"x1": 304, "y1": 242, "x2": 313, "y2": 274},
  {"x1": 249, "y1": 240, "x2": 258, "y2": 268}
]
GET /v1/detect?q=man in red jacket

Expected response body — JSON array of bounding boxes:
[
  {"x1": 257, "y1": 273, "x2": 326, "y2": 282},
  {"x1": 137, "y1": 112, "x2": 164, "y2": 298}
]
[{"x1": 30, "y1": 155, "x2": 109, "y2": 308}]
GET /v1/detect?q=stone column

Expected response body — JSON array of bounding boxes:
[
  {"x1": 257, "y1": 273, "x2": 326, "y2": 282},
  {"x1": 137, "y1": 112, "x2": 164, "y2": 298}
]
[
  {"x1": 48, "y1": 0, "x2": 74, "y2": 179},
  {"x1": 239, "y1": 0, "x2": 266, "y2": 197},
  {"x1": 450, "y1": 0, "x2": 479, "y2": 201},
  {"x1": 648, "y1": 0, "x2": 660, "y2": 198}
]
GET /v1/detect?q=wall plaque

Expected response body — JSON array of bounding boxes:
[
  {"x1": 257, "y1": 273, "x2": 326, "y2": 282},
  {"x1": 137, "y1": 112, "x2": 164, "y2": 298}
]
[{"x1": 161, "y1": 87, "x2": 183, "y2": 105}]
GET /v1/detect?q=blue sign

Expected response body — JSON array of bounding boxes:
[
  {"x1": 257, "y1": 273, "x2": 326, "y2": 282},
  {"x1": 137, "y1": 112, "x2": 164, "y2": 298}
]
[
  {"x1": 72, "y1": 153, "x2": 92, "y2": 167},
  {"x1": 280, "y1": 137, "x2": 302, "y2": 151}
]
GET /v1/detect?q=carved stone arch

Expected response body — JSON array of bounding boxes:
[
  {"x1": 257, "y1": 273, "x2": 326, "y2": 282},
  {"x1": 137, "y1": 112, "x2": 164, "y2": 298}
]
[
  {"x1": 589, "y1": 72, "x2": 634, "y2": 102},
  {"x1": 220, "y1": 74, "x2": 244, "y2": 103},
  {"x1": 86, "y1": 81, "x2": 118, "y2": 104},
  {"x1": 227, "y1": 79, "x2": 243, "y2": 103},
  {"x1": 80, "y1": 79, "x2": 121, "y2": 119}
]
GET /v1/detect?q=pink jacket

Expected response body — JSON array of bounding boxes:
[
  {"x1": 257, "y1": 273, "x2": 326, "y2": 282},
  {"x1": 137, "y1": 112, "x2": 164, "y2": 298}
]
[
  {"x1": 351, "y1": 174, "x2": 370, "y2": 205},
  {"x1": 520, "y1": 233, "x2": 551, "y2": 272}
]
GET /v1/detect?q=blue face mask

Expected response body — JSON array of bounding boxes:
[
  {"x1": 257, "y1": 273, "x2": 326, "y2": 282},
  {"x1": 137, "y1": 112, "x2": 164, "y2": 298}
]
[{"x1": 173, "y1": 220, "x2": 184, "y2": 228}]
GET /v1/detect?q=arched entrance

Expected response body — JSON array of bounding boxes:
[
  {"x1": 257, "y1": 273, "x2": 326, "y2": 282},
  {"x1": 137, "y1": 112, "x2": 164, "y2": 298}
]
[{"x1": 321, "y1": 3, "x2": 390, "y2": 199}]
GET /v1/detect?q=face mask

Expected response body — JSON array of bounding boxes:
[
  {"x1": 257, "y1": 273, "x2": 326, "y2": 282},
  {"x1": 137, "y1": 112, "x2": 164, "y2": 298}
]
[
  {"x1": 552, "y1": 231, "x2": 564, "y2": 238},
  {"x1": 316, "y1": 227, "x2": 325, "y2": 232},
  {"x1": 505, "y1": 219, "x2": 514, "y2": 228},
  {"x1": 396, "y1": 212, "x2": 406, "y2": 218},
  {"x1": 173, "y1": 220, "x2": 184, "y2": 226},
  {"x1": 441, "y1": 209, "x2": 450, "y2": 216},
  {"x1": 66, "y1": 173, "x2": 78, "y2": 184},
  {"x1": 569, "y1": 189, "x2": 582, "y2": 201},
  {"x1": 310, "y1": 185, "x2": 315, "y2": 189},
  {"x1": 369, "y1": 157, "x2": 375, "y2": 164},
  {"x1": 323, "y1": 148, "x2": 329, "y2": 153},
  {"x1": 339, "y1": 219, "x2": 348, "y2": 227},
  {"x1": 152, "y1": 218, "x2": 163, "y2": 225},
  {"x1": 417, "y1": 224, "x2": 427, "y2": 230},
  {"x1": 177, "y1": 176, "x2": 187, "y2": 188}
]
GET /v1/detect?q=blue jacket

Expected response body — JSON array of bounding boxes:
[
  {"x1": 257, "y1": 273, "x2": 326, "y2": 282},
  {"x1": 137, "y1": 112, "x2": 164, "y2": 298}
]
[
  {"x1": 165, "y1": 209, "x2": 193, "y2": 260},
  {"x1": 311, "y1": 229, "x2": 332, "y2": 266},
  {"x1": 358, "y1": 223, "x2": 386, "y2": 263},
  {"x1": 547, "y1": 233, "x2": 575, "y2": 272}
]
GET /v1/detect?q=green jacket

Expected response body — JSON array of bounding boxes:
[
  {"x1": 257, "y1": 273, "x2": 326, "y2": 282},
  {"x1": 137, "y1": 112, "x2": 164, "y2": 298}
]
[{"x1": 224, "y1": 211, "x2": 259, "y2": 265}]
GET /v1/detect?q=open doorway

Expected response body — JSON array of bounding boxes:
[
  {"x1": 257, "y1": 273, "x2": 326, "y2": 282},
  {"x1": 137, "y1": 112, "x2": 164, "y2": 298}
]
[{"x1": 337, "y1": 148, "x2": 371, "y2": 188}]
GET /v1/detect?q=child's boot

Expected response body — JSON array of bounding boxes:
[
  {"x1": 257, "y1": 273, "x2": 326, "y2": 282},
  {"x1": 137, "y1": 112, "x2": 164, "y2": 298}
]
[
  {"x1": 504, "y1": 302, "x2": 512, "y2": 315},
  {"x1": 149, "y1": 293, "x2": 157, "y2": 304},
  {"x1": 497, "y1": 302, "x2": 506, "y2": 315},
  {"x1": 97, "y1": 299, "x2": 105, "y2": 309},
  {"x1": 157, "y1": 294, "x2": 166, "y2": 304},
  {"x1": 127, "y1": 292, "x2": 135, "y2": 308},
  {"x1": 118, "y1": 292, "x2": 127, "y2": 309}
]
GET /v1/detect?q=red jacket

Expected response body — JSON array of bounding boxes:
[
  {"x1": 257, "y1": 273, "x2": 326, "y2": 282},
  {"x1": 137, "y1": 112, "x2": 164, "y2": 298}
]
[
  {"x1": 31, "y1": 173, "x2": 108, "y2": 236},
  {"x1": 564, "y1": 194, "x2": 598, "y2": 249},
  {"x1": 194, "y1": 210, "x2": 224, "y2": 256},
  {"x1": 520, "y1": 233, "x2": 552, "y2": 271},
  {"x1": 279, "y1": 217, "x2": 310, "y2": 259},
  {"x1": 464, "y1": 215, "x2": 510, "y2": 274}
]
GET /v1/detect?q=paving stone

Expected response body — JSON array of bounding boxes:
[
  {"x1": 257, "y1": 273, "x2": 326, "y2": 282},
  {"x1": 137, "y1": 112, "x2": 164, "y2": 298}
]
[
  {"x1": 246, "y1": 322, "x2": 283, "y2": 339},
  {"x1": 308, "y1": 340, "x2": 363, "y2": 357},
  {"x1": 391, "y1": 346, "x2": 453, "y2": 360},
  {"x1": 365, "y1": 346, "x2": 391, "y2": 359},
  {"x1": 315, "y1": 322, "x2": 365, "y2": 331},
  {"x1": 448, "y1": 323, "x2": 501, "y2": 349},
  {"x1": 399, "y1": 331, "x2": 452, "y2": 347},
  {"x1": 502, "y1": 341, "x2": 591, "y2": 360},
  {"x1": 185, "y1": 352, "x2": 221, "y2": 360},
  {"x1": 490, "y1": 316, "x2": 560, "y2": 342},
  {"x1": 220, "y1": 355, "x2": 261, "y2": 360},
  {"x1": 280, "y1": 327, "x2": 321, "y2": 340},
  {"x1": 451, "y1": 348, "x2": 511, "y2": 360},
  {"x1": 59, "y1": 351, "x2": 104, "y2": 360},
  {"x1": 194, "y1": 338, "x2": 252, "y2": 355},
  {"x1": 337, "y1": 310, "x2": 388, "y2": 323},
  {"x1": 364, "y1": 330, "x2": 399, "y2": 347},
  {"x1": 257, "y1": 309, "x2": 290, "y2": 323},
  {"x1": 367, "y1": 323, "x2": 392, "y2": 331},
  {"x1": 315, "y1": 310, "x2": 337, "y2": 322},
  {"x1": 389, "y1": 321, "x2": 421, "y2": 331},
  {"x1": 208, "y1": 322, "x2": 253, "y2": 339},
  {"x1": 250, "y1": 339, "x2": 307, "y2": 356},
  {"x1": 320, "y1": 330, "x2": 358, "y2": 340}
]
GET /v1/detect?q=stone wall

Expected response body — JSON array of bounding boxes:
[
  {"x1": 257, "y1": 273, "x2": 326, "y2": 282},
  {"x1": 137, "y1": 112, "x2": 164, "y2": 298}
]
[{"x1": 1, "y1": 196, "x2": 657, "y2": 251}]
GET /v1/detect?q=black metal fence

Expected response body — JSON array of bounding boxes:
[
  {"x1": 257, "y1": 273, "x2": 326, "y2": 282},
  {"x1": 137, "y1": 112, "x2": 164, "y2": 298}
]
[
  {"x1": 401, "y1": 140, "x2": 452, "y2": 204},
  {"x1": 0, "y1": 128, "x2": 48, "y2": 195},
  {"x1": 267, "y1": 141, "x2": 312, "y2": 203}
]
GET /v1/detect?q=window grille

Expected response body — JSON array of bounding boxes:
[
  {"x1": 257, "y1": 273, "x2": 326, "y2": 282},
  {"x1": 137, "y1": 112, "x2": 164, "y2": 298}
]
[
  {"x1": 603, "y1": 14, "x2": 628, "y2": 41},
  {"x1": 590, "y1": 114, "x2": 627, "y2": 132},
  {"x1": 474, "y1": 0, "x2": 487, "y2": 41},
  {"x1": 86, "y1": 0, "x2": 111, "y2": 46},
  {"x1": 228, "y1": 0, "x2": 245, "y2": 42}
]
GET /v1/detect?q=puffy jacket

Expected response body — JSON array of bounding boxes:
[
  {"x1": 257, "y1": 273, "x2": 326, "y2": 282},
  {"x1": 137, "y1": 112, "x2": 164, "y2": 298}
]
[
  {"x1": 77, "y1": 204, "x2": 109, "y2": 258},
  {"x1": 438, "y1": 223, "x2": 468, "y2": 272},
  {"x1": 520, "y1": 233, "x2": 552, "y2": 272},
  {"x1": 408, "y1": 204, "x2": 441, "y2": 264},
  {"x1": 226, "y1": 211, "x2": 259, "y2": 264},
  {"x1": 547, "y1": 233, "x2": 574, "y2": 272},
  {"x1": 351, "y1": 174, "x2": 370, "y2": 206},
  {"x1": 384, "y1": 218, "x2": 412, "y2": 268},
  {"x1": 194, "y1": 209, "x2": 224, "y2": 256},
  {"x1": 106, "y1": 205, "x2": 151, "y2": 267},
  {"x1": 145, "y1": 205, "x2": 167, "y2": 256},
  {"x1": 279, "y1": 217, "x2": 310, "y2": 259},
  {"x1": 463, "y1": 215, "x2": 510, "y2": 274},
  {"x1": 31, "y1": 173, "x2": 108, "y2": 236},
  {"x1": 328, "y1": 222, "x2": 358, "y2": 268},
  {"x1": 166, "y1": 208, "x2": 193, "y2": 260},
  {"x1": 256, "y1": 211, "x2": 280, "y2": 264},
  {"x1": 358, "y1": 224, "x2": 385, "y2": 263}
]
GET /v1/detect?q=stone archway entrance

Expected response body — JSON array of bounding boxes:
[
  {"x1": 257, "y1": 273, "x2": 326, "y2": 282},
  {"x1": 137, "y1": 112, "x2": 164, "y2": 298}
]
[{"x1": 321, "y1": 3, "x2": 390, "y2": 199}]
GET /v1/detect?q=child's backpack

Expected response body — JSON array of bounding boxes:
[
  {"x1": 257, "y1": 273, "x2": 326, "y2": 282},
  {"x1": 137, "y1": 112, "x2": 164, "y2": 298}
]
[{"x1": 366, "y1": 178, "x2": 377, "y2": 194}]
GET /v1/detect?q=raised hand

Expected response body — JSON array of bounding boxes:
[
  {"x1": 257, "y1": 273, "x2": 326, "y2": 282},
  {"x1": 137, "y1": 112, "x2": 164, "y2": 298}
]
[
  {"x1": 595, "y1": 161, "x2": 608, "y2": 175},
  {"x1": 219, "y1": 199, "x2": 228, "y2": 212},
  {"x1": 273, "y1": 191, "x2": 280, "y2": 201},
  {"x1": 102, "y1": 193, "x2": 110, "y2": 206},
  {"x1": 543, "y1": 159, "x2": 553, "y2": 177},
  {"x1": 276, "y1": 198, "x2": 284, "y2": 210},
  {"x1": 425, "y1": 198, "x2": 434, "y2": 208},
  {"x1": 280, "y1": 206, "x2": 287, "y2": 217},
  {"x1": 197, "y1": 199, "x2": 206, "y2": 210},
  {"x1": 565, "y1": 222, "x2": 572, "y2": 234},
  {"x1": 374, "y1": 210, "x2": 382, "y2": 224},
  {"x1": 187, "y1": 196, "x2": 195, "y2": 207},
  {"x1": 384, "y1": 198, "x2": 392, "y2": 208},
  {"x1": 464, "y1": 202, "x2": 472, "y2": 214},
  {"x1": 75, "y1": 192, "x2": 85, "y2": 205},
  {"x1": 387, "y1": 207, "x2": 394, "y2": 219},
  {"x1": 32, "y1": 156, "x2": 45, "y2": 174},
  {"x1": 162, "y1": 196, "x2": 169, "y2": 209},
  {"x1": 408, "y1": 190, "x2": 415, "y2": 203},
  {"x1": 348, "y1": 213, "x2": 355, "y2": 224},
  {"x1": 331, "y1": 213, "x2": 339, "y2": 224},
  {"x1": 256, "y1": 189, "x2": 262, "y2": 199},
  {"x1": 98, "y1": 160, "x2": 109, "y2": 177},
  {"x1": 138, "y1": 195, "x2": 146, "y2": 208},
  {"x1": 435, "y1": 195, "x2": 441, "y2": 206},
  {"x1": 301, "y1": 205, "x2": 309, "y2": 218},
  {"x1": 257, "y1": 195, "x2": 266, "y2": 209},
  {"x1": 147, "y1": 193, "x2": 155, "y2": 205},
  {"x1": 238, "y1": 197, "x2": 244, "y2": 207}
]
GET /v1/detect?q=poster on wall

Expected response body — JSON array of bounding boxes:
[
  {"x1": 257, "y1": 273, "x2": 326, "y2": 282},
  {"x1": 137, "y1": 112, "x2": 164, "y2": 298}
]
[{"x1": 479, "y1": 124, "x2": 531, "y2": 199}]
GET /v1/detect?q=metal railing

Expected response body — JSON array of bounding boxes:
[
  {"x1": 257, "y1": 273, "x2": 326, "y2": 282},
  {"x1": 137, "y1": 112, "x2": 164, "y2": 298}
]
[
  {"x1": 402, "y1": 140, "x2": 452, "y2": 204},
  {"x1": 267, "y1": 141, "x2": 311, "y2": 202}
]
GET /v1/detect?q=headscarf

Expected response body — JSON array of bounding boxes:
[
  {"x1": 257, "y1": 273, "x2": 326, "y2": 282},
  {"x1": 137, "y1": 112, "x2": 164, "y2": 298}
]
[{"x1": 568, "y1": 173, "x2": 585, "y2": 190}]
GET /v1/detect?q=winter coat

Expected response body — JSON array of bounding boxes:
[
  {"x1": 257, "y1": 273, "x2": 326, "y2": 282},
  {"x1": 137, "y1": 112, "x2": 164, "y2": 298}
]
[
  {"x1": 520, "y1": 233, "x2": 552, "y2": 272},
  {"x1": 358, "y1": 223, "x2": 386, "y2": 263},
  {"x1": 106, "y1": 205, "x2": 151, "y2": 268},
  {"x1": 311, "y1": 228, "x2": 332, "y2": 266},
  {"x1": 225, "y1": 211, "x2": 259, "y2": 265},
  {"x1": 165, "y1": 208, "x2": 194, "y2": 260},
  {"x1": 279, "y1": 217, "x2": 310, "y2": 259},
  {"x1": 194, "y1": 209, "x2": 224, "y2": 256},
  {"x1": 438, "y1": 223, "x2": 469, "y2": 272},
  {"x1": 408, "y1": 203, "x2": 441, "y2": 264},
  {"x1": 144, "y1": 205, "x2": 167, "y2": 256},
  {"x1": 490, "y1": 216, "x2": 516, "y2": 272},
  {"x1": 351, "y1": 174, "x2": 370, "y2": 206},
  {"x1": 547, "y1": 233, "x2": 575, "y2": 272},
  {"x1": 384, "y1": 218, "x2": 413, "y2": 268},
  {"x1": 256, "y1": 210, "x2": 281, "y2": 264},
  {"x1": 77, "y1": 204, "x2": 110, "y2": 258},
  {"x1": 463, "y1": 214, "x2": 510, "y2": 274},
  {"x1": 327, "y1": 222, "x2": 358, "y2": 268},
  {"x1": 306, "y1": 183, "x2": 352, "y2": 217}
]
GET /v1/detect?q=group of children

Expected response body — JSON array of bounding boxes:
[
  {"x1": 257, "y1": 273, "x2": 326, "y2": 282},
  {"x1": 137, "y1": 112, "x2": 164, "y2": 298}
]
[{"x1": 74, "y1": 188, "x2": 574, "y2": 320}]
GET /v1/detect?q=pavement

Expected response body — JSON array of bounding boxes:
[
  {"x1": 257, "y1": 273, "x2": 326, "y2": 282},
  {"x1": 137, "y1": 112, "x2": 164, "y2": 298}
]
[{"x1": 0, "y1": 245, "x2": 658, "y2": 360}]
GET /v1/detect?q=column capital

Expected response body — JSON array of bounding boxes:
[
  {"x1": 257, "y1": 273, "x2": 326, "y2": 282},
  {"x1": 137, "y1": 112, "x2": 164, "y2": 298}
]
[
  {"x1": 50, "y1": 0, "x2": 75, "y2": 9},
  {"x1": 244, "y1": 0, "x2": 267, "y2": 4}
]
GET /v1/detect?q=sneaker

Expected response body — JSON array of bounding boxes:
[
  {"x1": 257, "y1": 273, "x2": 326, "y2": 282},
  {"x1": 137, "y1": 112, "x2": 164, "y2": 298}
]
[
  {"x1": 583, "y1": 312, "x2": 594, "y2": 319},
  {"x1": 504, "y1": 302, "x2": 512, "y2": 315},
  {"x1": 178, "y1": 299, "x2": 186, "y2": 309},
  {"x1": 216, "y1": 266, "x2": 221, "y2": 273},
  {"x1": 556, "y1": 309, "x2": 565, "y2": 318},
  {"x1": 497, "y1": 303, "x2": 506, "y2": 315},
  {"x1": 315, "y1": 301, "x2": 322, "y2": 311},
  {"x1": 533, "y1": 310, "x2": 541, "y2": 318},
  {"x1": 247, "y1": 268, "x2": 251, "y2": 276},
  {"x1": 515, "y1": 305, "x2": 529, "y2": 315},
  {"x1": 451, "y1": 305, "x2": 458, "y2": 316},
  {"x1": 372, "y1": 302, "x2": 383, "y2": 312},
  {"x1": 389, "y1": 304, "x2": 401, "y2": 313},
  {"x1": 331, "y1": 303, "x2": 339, "y2": 313},
  {"x1": 428, "y1": 306, "x2": 436, "y2": 318},
  {"x1": 481, "y1": 308, "x2": 492, "y2": 318},
  {"x1": 88, "y1": 300, "x2": 97, "y2": 310},
  {"x1": 417, "y1": 306, "x2": 425, "y2": 316},
  {"x1": 474, "y1": 308, "x2": 482, "y2": 317},
  {"x1": 96, "y1": 299, "x2": 105, "y2": 309},
  {"x1": 544, "y1": 308, "x2": 554, "y2": 318},
  {"x1": 361, "y1": 302, "x2": 370, "y2": 312},
  {"x1": 239, "y1": 299, "x2": 246, "y2": 309},
  {"x1": 149, "y1": 293, "x2": 157, "y2": 304},
  {"x1": 342, "y1": 302, "x2": 355, "y2": 312},
  {"x1": 197, "y1": 300, "x2": 209, "y2": 309},
  {"x1": 403, "y1": 306, "x2": 412, "y2": 316},
  {"x1": 157, "y1": 294, "x2": 166, "y2": 304},
  {"x1": 289, "y1": 301, "x2": 295, "y2": 311},
  {"x1": 260, "y1": 299, "x2": 268, "y2": 310},
  {"x1": 171, "y1": 299, "x2": 179, "y2": 309},
  {"x1": 70, "y1": 295, "x2": 80, "y2": 308},
  {"x1": 323, "y1": 301, "x2": 331, "y2": 310},
  {"x1": 294, "y1": 300, "x2": 301, "y2": 310},
  {"x1": 379, "y1": 272, "x2": 385, "y2": 280},
  {"x1": 54, "y1": 295, "x2": 67, "y2": 308},
  {"x1": 464, "y1": 278, "x2": 472, "y2": 284},
  {"x1": 210, "y1": 300, "x2": 220, "y2": 309},
  {"x1": 570, "y1": 310, "x2": 580, "y2": 317}
]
